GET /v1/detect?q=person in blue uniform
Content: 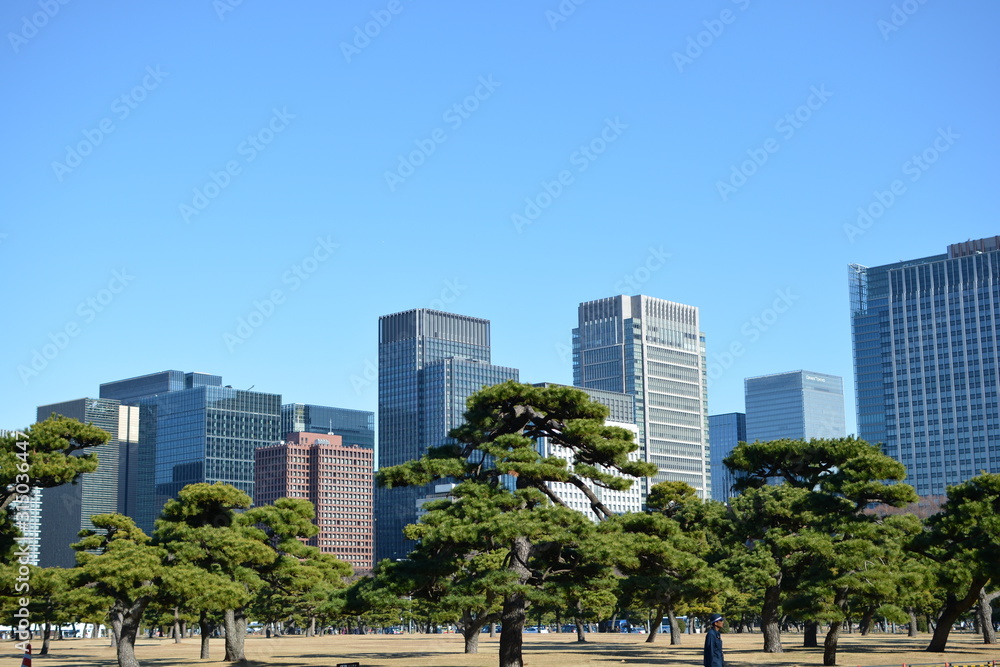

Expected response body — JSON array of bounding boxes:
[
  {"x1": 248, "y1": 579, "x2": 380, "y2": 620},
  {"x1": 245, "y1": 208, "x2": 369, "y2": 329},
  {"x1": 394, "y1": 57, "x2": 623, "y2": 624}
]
[{"x1": 703, "y1": 613, "x2": 725, "y2": 667}]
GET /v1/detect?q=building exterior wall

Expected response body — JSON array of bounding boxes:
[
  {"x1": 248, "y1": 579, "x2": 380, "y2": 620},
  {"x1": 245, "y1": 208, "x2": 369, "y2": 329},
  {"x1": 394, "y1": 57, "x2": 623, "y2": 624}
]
[
  {"x1": 100, "y1": 370, "x2": 281, "y2": 532},
  {"x1": 255, "y1": 433, "x2": 374, "y2": 571},
  {"x1": 376, "y1": 309, "x2": 518, "y2": 563},
  {"x1": 744, "y1": 371, "x2": 846, "y2": 444},
  {"x1": 709, "y1": 412, "x2": 746, "y2": 504},
  {"x1": 36, "y1": 398, "x2": 122, "y2": 568},
  {"x1": 573, "y1": 295, "x2": 710, "y2": 499},
  {"x1": 850, "y1": 236, "x2": 1000, "y2": 496},
  {"x1": 280, "y1": 404, "x2": 374, "y2": 450}
]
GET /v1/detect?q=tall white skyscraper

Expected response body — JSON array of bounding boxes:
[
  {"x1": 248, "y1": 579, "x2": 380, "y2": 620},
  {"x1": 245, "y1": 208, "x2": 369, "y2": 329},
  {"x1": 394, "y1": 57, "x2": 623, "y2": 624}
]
[{"x1": 573, "y1": 295, "x2": 710, "y2": 499}]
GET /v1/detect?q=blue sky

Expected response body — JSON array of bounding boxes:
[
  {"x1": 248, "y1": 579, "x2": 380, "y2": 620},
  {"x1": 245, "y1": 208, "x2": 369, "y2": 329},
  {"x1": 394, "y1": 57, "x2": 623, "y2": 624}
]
[{"x1": 3, "y1": 1, "x2": 998, "y2": 439}]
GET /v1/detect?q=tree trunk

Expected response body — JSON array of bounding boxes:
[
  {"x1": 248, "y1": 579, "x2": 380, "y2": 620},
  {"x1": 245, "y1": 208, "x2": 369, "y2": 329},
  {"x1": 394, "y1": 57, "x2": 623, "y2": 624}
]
[
  {"x1": 117, "y1": 598, "x2": 150, "y2": 667},
  {"x1": 499, "y1": 536, "x2": 531, "y2": 667},
  {"x1": 490, "y1": 622, "x2": 497, "y2": 638},
  {"x1": 40, "y1": 621, "x2": 51, "y2": 655},
  {"x1": 978, "y1": 588, "x2": 998, "y2": 645},
  {"x1": 803, "y1": 620, "x2": 819, "y2": 647},
  {"x1": 824, "y1": 620, "x2": 842, "y2": 666},
  {"x1": 761, "y1": 581, "x2": 784, "y2": 653},
  {"x1": 461, "y1": 610, "x2": 485, "y2": 654},
  {"x1": 908, "y1": 608, "x2": 918, "y2": 637},
  {"x1": 172, "y1": 608, "x2": 182, "y2": 644},
  {"x1": 309, "y1": 616, "x2": 316, "y2": 637},
  {"x1": 199, "y1": 611, "x2": 212, "y2": 659},
  {"x1": 927, "y1": 576, "x2": 989, "y2": 652},
  {"x1": 859, "y1": 607, "x2": 876, "y2": 636},
  {"x1": 668, "y1": 608, "x2": 681, "y2": 645},
  {"x1": 223, "y1": 608, "x2": 248, "y2": 663},
  {"x1": 645, "y1": 606, "x2": 663, "y2": 643},
  {"x1": 575, "y1": 618, "x2": 587, "y2": 643}
]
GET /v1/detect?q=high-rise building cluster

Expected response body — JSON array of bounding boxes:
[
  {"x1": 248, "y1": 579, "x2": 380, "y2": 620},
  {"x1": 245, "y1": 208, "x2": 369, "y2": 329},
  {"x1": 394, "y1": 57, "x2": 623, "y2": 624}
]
[
  {"x1": 9, "y1": 235, "x2": 1000, "y2": 569},
  {"x1": 26, "y1": 371, "x2": 375, "y2": 572}
]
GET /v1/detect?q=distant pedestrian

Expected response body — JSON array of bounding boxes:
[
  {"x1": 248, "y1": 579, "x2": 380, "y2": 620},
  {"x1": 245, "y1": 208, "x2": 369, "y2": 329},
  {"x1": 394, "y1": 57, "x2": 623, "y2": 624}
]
[{"x1": 703, "y1": 614, "x2": 725, "y2": 667}]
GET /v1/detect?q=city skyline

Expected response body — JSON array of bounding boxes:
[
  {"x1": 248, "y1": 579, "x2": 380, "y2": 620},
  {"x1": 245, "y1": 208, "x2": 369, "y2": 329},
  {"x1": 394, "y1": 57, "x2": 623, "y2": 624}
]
[{"x1": 5, "y1": 3, "x2": 999, "y2": 452}]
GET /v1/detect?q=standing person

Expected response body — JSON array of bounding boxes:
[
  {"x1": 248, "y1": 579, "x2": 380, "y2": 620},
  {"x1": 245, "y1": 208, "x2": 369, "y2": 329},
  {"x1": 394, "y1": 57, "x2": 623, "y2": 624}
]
[{"x1": 704, "y1": 614, "x2": 725, "y2": 667}]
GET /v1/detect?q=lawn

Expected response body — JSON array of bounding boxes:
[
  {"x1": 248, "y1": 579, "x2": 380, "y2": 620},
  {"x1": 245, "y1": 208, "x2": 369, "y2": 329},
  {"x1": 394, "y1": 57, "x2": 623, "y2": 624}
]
[{"x1": 13, "y1": 630, "x2": 999, "y2": 667}]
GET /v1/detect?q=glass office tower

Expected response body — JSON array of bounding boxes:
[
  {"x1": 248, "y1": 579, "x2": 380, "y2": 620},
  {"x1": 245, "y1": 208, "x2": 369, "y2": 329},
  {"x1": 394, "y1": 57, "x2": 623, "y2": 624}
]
[
  {"x1": 709, "y1": 412, "x2": 746, "y2": 504},
  {"x1": 100, "y1": 370, "x2": 281, "y2": 532},
  {"x1": 35, "y1": 398, "x2": 126, "y2": 567},
  {"x1": 744, "y1": 371, "x2": 846, "y2": 443},
  {"x1": 573, "y1": 295, "x2": 710, "y2": 499},
  {"x1": 850, "y1": 236, "x2": 1000, "y2": 496},
  {"x1": 376, "y1": 309, "x2": 518, "y2": 562},
  {"x1": 281, "y1": 404, "x2": 375, "y2": 449}
]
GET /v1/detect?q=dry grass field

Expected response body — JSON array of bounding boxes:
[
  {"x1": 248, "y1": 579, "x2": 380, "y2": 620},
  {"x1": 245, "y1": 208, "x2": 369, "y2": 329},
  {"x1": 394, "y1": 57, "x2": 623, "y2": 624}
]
[{"x1": 14, "y1": 630, "x2": 999, "y2": 667}]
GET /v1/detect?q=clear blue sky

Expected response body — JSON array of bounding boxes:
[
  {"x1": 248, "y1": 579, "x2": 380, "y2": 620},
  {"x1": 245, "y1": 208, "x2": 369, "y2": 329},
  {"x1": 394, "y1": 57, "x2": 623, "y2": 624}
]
[{"x1": 4, "y1": 1, "x2": 998, "y2": 439}]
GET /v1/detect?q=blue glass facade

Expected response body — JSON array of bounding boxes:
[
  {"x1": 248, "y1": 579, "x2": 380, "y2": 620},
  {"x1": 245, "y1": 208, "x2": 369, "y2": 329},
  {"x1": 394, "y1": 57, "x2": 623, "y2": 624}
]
[
  {"x1": 850, "y1": 237, "x2": 1000, "y2": 496},
  {"x1": 744, "y1": 371, "x2": 846, "y2": 443},
  {"x1": 281, "y1": 403, "x2": 375, "y2": 450},
  {"x1": 573, "y1": 295, "x2": 710, "y2": 499},
  {"x1": 376, "y1": 310, "x2": 518, "y2": 563},
  {"x1": 709, "y1": 412, "x2": 745, "y2": 504},
  {"x1": 36, "y1": 398, "x2": 123, "y2": 567},
  {"x1": 100, "y1": 371, "x2": 281, "y2": 532}
]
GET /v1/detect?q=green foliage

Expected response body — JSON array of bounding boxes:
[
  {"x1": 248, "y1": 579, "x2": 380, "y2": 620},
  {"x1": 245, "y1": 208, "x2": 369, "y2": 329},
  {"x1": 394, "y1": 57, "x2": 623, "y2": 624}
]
[
  {"x1": 915, "y1": 473, "x2": 1000, "y2": 651},
  {"x1": 722, "y1": 437, "x2": 917, "y2": 657},
  {"x1": 0, "y1": 416, "x2": 110, "y2": 559},
  {"x1": 154, "y1": 483, "x2": 275, "y2": 613},
  {"x1": 377, "y1": 381, "x2": 654, "y2": 663},
  {"x1": 607, "y1": 500, "x2": 728, "y2": 642},
  {"x1": 244, "y1": 497, "x2": 352, "y2": 630}
]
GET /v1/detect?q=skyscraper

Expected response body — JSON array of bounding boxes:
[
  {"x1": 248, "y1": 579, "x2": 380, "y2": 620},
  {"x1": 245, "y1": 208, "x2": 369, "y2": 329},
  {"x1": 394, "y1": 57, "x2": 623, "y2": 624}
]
[
  {"x1": 708, "y1": 412, "x2": 746, "y2": 504},
  {"x1": 255, "y1": 432, "x2": 374, "y2": 571},
  {"x1": 744, "y1": 371, "x2": 846, "y2": 444},
  {"x1": 376, "y1": 309, "x2": 518, "y2": 562},
  {"x1": 280, "y1": 404, "x2": 374, "y2": 450},
  {"x1": 100, "y1": 370, "x2": 281, "y2": 532},
  {"x1": 850, "y1": 236, "x2": 1000, "y2": 496},
  {"x1": 35, "y1": 398, "x2": 133, "y2": 567},
  {"x1": 573, "y1": 295, "x2": 710, "y2": 499}
]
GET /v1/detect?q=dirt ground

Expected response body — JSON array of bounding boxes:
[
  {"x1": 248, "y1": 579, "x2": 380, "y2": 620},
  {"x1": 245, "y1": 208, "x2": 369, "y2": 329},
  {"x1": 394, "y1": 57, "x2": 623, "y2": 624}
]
[{"x1": 11, "y1": 630, "x2": 999, "y2": 667}]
